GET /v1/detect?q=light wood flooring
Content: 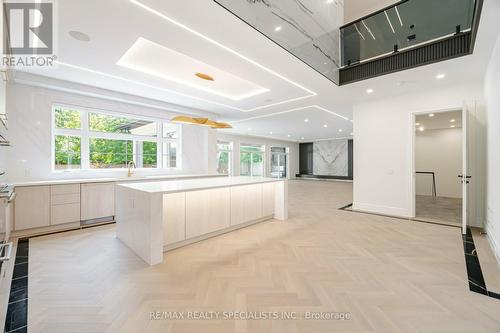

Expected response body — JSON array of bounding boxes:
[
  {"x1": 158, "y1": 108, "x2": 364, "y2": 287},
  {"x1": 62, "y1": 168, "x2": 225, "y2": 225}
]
[
  {"x1": 27, "y1": 180, "x2": 500, "y2": 332},
  {"x1": 415, "y1": 195, "x2": 462, "y2": 225}
]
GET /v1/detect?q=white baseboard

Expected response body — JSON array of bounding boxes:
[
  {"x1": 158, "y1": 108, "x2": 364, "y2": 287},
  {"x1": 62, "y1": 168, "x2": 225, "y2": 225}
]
[{"x1": 352, "y1": 202, "x2": 410, "y2": 218}]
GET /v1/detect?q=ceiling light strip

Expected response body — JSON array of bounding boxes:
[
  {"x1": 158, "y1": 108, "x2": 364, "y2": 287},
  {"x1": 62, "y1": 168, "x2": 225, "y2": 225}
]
[
  {"x1": 395, "y1": 7, "x2": 403, "y2": 27},
  {"x1": 230, "y1": 105, "x2": 350, "y2": 123},
  {"x1": 384, "y1": 11, "x2": 395, "y2": 34},
  {"x1": 128, "y1": 0, "x2": 317, "y2": 97}
]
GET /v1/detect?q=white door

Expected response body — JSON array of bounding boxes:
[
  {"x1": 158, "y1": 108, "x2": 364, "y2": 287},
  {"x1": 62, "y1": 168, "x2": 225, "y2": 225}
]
[{"x1": 461, "y1": 105, "x2": 470, "y2": 234}]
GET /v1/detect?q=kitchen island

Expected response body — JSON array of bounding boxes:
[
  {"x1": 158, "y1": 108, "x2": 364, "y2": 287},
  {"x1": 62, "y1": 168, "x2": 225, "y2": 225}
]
[{"x1": 115, "y1": 176, "x2": 288, "y2": 265}]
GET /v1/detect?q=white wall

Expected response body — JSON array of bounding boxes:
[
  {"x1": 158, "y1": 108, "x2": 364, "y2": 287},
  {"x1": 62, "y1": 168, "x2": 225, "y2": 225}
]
[
  {"x1": 484, "y1": 32, "x2": 500, "y2": 260},
  {"x1": 5, "y1": 82, "x2": 216, "y2": 182},
  {"x1": 216, "y1": 133, "x2": 299, "y2": 179},
  {"x1": 353, "y1": 82, "x2": 484, "y2": 222},
  {"x1": 415, "y1": 128, "x2": 462, "y2": 198},
  {"x1": 344, "y1": 0, "x2": 397, "y2": 23}
]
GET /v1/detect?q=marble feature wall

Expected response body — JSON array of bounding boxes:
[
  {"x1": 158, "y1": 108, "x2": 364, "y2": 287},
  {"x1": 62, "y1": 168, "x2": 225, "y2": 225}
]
[
  {"x1": 214, "y1": 0, "x2": 344, "y2": 84},
  {"x1": 313, "y1": 139, "x2": 348, "y2": 176}
]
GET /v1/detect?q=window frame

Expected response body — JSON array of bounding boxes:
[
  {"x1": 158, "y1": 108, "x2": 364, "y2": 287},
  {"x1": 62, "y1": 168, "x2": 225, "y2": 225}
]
[
  {"x1": 216, "y1": 140, "x2": 233, "y2": 175},
  {"x1": 52, "y1": 104, "x2": 181, "y2": 172},
  {"x1": 239, "y1": 143, "x2": 265, "y2": 177}
]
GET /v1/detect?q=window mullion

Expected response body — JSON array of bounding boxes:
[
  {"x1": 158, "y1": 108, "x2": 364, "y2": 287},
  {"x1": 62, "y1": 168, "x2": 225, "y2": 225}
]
[{"x1": 81, "y1": 110, "x2": 90, "y2": 169}]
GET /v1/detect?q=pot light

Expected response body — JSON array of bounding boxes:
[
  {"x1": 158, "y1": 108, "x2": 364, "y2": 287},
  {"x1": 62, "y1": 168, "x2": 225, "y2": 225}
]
[
  {"x1": 428, "y1": 113, "x2": 435, "y2": 117},
  {"x1": 287, "y1": 134, "x2": 291, "y2": 137},
  {"x1": 304, "y1": 118, "x2": 309, "y2": 123},
  {"x1": 418, "y1": 126, "x2": 425, "y2": 132},
  {"x1": 450, "y1": 119, "x2": 455, "y2": 123},
  {"x1": 451, "y1": 125, "x2": 456, "y2": 128},
  {"x1": 274, "y1": 26, "x2": 282, "y2": 32},
  {"x1": 195, "y1": 72, "x2": 214, "y2": 81},
  {"x1": 338, "y1": 129, "x2": 343, "y2": 132},
  {"x1": 323, "y1": 124, "x2": 328, "y2": 128},
  {"x1": 269, "y1": 131, "x2": 273, "y2": 134},
  {"x1": 416, "y1": 122, "x2": 420, "y2": 126},
  {"x1": 366, "y1": 88, "x2": 374, "y2": 94},
  {"x1": 436, "y1": 74, "x2": 445, "y2": 79},
  {"x1": 350, "y1": 132, "x2": 354, "y2": 136},
  {"x1": 301, "y1": 137, "x2": 305, "y2": 140},
  {"x1": 326, "y1": 0, "x2": 334, "y2": 3},
  {"x1": 248, "y1": 128, "x2": 252, "y2": 131}
]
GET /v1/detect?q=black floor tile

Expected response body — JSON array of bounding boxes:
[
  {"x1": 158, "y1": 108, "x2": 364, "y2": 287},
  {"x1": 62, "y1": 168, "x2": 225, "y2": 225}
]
[{"x1": 4, "y1": 299, "x2": 27, "y2": 332}]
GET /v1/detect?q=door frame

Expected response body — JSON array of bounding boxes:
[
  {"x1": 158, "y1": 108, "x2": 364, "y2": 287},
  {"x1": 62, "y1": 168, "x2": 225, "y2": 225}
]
[{"x1": 409, "y1": 106, "x2": 464, "y2": 220}]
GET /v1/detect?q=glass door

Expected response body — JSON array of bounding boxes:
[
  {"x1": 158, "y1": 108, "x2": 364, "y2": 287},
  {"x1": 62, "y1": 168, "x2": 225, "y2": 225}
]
[{"x1": 271, "y1": 147, "x2": 287, "y2": 179}]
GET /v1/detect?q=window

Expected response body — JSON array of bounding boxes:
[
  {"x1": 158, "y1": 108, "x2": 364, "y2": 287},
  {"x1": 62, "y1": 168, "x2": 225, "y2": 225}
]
[
  {"x1": 217, "y1": 141, "x2": 232, "y2": 175},
  {"x1": 240, "y1": 144, "x2": 265, "y2": 176},
  {"x1": 52, "y1": 106, "x2": 180, "y2": 170}
]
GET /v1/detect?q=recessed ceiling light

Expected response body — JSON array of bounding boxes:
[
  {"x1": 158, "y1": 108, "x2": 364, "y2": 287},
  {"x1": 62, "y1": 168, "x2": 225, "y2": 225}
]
[
  {"x1": 69, "y1": 30, "x2": 91, "y2": 42},
  {"x1": 301, "y1": 137, "x2": 305, "y2": 140},
  {"x1": 436, "y1": 74, "x2": 445, "y2": 79},
  {"x1": 287, "y1": 134, "x2": 291, "y2": 137},
  {"x1": 451, "y1": 125, "x2": 456, "y2": 128},
  {"x1": 350, "y1": 132, "x2": 354, "y2": 136},
  {"x1": 247, "y1": 128, "x2": 252, "y2": 131},
  {"x1": 338, "y1": 129, "x2": 343, "y2": 132},
  {"x1": 450, "y1": 119, "x2": 456, "y2": 123},
  {"x1": 416, "y1": 122, "x2": 421, "y2": 126},
  {"x1": 195, "y1": 72, "x2": 215, "y2": 81},
  {"x1": 323, "y1": 124, "x2": 328, "y2": 128},
  {"x1": 326, "y1": 0, "x2": 334, "y2": 4},
  {"x1": 428, "y1": 113, "x2": 435, "y2": 117},
  {"x1": 269, "y1": 131, "x2": 273, "y2": 134},
  {"x1": 274, "y1": 26, "x2": 282, "y2": 32},
  {"x1": 418, "y1": 126, "x2": 425, "y2": 132},
  {"x1": 366, "y1": 88, "x2": 374, "y2": 94},
  {"x1": 304, "y1": 118, "x2": 309, "y2": 123}
]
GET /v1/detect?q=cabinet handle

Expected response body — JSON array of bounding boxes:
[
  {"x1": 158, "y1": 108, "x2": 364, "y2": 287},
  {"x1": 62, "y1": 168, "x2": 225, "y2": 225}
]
[{"x1": 0, "y1": 242, "x2": 13, "y2": 262}]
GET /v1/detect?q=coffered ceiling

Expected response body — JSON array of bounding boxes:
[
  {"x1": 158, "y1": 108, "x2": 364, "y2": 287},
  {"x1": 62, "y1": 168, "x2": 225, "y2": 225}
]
[{"x1": 16, "y1": 0, "x2": 500, "y2": 142}]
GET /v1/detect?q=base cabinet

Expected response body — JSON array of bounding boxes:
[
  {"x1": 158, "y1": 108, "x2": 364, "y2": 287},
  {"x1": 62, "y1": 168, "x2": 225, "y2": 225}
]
[
  {"x1": 81, "y1": 183, "x2": 115, "y2": 221},
  {"x1": 230, "y1": 184, "x2": 263, "y2": 226},
  {"x1": 14, "y1": 186, "x2": 50, "y2": 230},
  {"x1": 185, "y1": 188, "x2": 230, "y2": 239},
  {"x1": 163, "y1": 193, "x2": 186, "y2": 245}
]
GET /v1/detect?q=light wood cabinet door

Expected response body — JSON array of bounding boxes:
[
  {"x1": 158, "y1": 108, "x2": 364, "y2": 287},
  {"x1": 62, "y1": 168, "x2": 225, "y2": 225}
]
[
  {"x1": 163, "y1": 193, "x2": 186, "y2": 246},
  {"x1": 14, "y1": 186, "x2": 50, "y2": 230},
  {"x1": 185, "y1": 188, "x2": 230, "y2": 239},
  {"x1": 230, "y1": 184, "x2": 263, "y2": 226},
  {"x1": 81, "y1": 183, "x2": 115, "y2": 221},
  {"x1": 51, "y1": 203, "x2": 80, "y2": 225},
  {"x1": 262, "y1": 182, "x2": 275, "y2": 217}
]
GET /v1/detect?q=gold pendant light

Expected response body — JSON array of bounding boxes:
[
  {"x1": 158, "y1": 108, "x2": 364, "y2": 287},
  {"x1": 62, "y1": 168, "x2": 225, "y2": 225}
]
[{"x1": 171, "y1": 116, "x2": 232, "y2": 129}]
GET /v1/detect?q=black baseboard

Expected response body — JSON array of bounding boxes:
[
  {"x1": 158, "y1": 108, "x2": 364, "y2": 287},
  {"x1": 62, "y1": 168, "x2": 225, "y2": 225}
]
[{"x1": 296, "y1": 174, "x2": 353, "y2": 181}]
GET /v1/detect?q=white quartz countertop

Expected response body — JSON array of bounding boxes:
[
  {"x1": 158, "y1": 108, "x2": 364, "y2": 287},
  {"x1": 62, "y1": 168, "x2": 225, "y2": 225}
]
[
  {"x1": 12, "y1": 173, "x2": 227, "y2": 187},
  {"x1": 117, "y1": 176, "x2": 284, "y2": 194}
]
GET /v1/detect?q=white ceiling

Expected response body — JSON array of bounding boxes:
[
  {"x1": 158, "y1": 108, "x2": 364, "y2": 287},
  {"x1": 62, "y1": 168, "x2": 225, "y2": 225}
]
[
  {"x1": 15, "y1": 0, "x2": 500, "y2": 142},
  {"x1": 416, "y1": 110, "x2": 462, "y2": 131}
]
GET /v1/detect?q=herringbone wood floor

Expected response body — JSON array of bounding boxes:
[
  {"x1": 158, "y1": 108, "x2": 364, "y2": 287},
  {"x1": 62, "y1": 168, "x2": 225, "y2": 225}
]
[{"x1": 28, "y1": 180, "x2": 500, "y2": 332}]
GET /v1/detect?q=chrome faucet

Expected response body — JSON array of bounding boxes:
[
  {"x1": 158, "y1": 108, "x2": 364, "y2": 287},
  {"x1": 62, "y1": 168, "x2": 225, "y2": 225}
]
[{"x1": 127, "y1": 161, "x2": 136, "y2": 177}]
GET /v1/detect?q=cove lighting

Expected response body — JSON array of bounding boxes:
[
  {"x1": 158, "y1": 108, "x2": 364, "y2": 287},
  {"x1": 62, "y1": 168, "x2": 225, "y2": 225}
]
[{"x1": 128, "y1": 0, "x2": 317, "y2": 111}]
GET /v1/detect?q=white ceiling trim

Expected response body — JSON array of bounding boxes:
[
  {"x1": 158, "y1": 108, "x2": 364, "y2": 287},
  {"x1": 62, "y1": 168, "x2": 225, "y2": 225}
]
[
  {"x1": 128, "y1": 0, "x2": 318, "y2": 112},
  {"x1": 117, "y1": 37, "x2": 270, "y2": 101},
  {"x1": 230, "y1": 105, "x2": 351, "y2": 123}
]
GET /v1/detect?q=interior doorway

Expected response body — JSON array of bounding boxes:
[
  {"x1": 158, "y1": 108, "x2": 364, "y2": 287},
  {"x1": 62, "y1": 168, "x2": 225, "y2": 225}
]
[
  {"x1": 270, "y1": 147, "x2": 288, "y2": 179},
  {"x1": 413, "y1": 110, "x2": 464, "y2": 226}
]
